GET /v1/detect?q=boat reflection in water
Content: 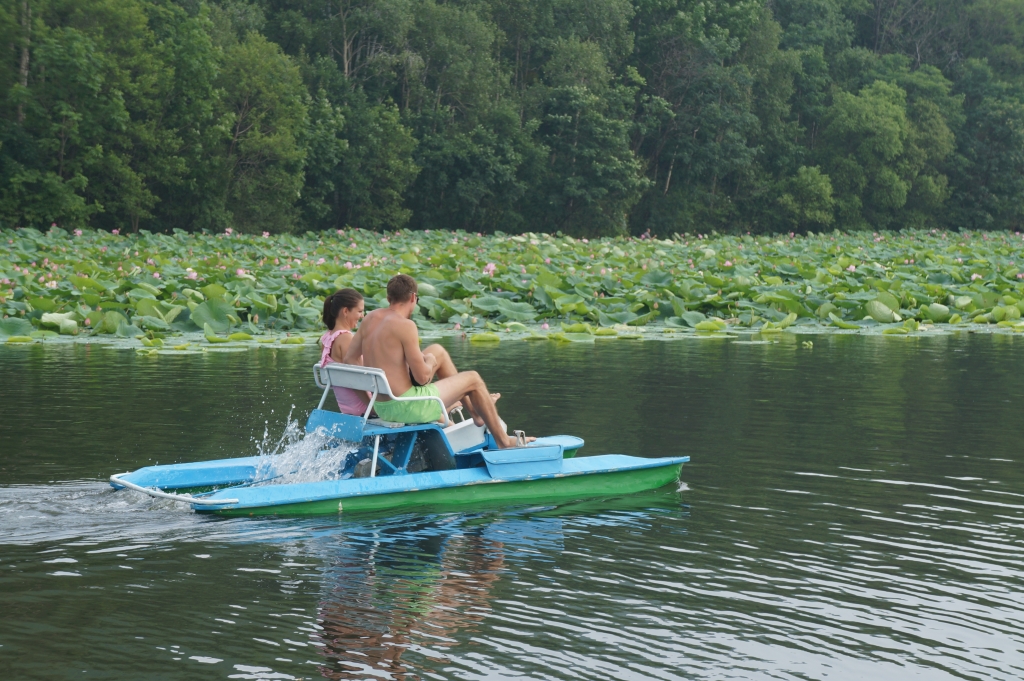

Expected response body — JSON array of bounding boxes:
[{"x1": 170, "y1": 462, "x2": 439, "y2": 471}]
[{"x1": 313, "y1": 515, "x2": 566, "y2": 679}]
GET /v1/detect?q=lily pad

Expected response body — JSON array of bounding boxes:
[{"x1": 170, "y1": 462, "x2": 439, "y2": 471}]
[
  {"x1": 191, "y1": 298, "x2": 235, "y2": 333},
  {"x1": 0, "y1": 318, "x2": 34, "y2": 337},
  {"x1": 866, "y1": 300, "x2": 901, "y2": 323}
]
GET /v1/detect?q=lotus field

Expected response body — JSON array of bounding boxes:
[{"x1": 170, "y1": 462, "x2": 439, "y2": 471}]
[{"x1": 4, "y1": 226, "x2": 1024, "y2": 348}]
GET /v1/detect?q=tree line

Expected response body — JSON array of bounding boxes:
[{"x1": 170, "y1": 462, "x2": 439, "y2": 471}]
[{"x1": 2, "y1": 0, "x2": 1024, "y2": 236}]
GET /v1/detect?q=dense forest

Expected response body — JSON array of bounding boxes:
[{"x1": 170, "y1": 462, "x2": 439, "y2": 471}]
[{"x1": 2, "y1": 0, "x2": 1024, "y2": 236}]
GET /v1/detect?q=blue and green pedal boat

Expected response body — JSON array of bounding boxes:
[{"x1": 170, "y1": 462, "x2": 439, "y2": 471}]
[{"x1": 109, "y1": 364, "x2": 688, "y2": 516}]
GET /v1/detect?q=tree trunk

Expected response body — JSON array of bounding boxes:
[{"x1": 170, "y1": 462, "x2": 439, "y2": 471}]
[{"x1": 17, "y1": 0, "x2": 30, "y2": 123}]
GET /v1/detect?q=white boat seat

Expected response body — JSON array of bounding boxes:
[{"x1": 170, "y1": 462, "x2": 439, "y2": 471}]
[{"x1": 313, "y1": 362, "x2": 449, "y2": 427}]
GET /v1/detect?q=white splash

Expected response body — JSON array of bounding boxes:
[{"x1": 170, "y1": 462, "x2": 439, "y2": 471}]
[{"x1": 251, "y1": 410, "x2": 359, "y2": 486}]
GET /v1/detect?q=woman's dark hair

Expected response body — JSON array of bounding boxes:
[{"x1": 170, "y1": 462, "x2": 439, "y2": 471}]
[{"x1": 322, "y1": 289, "x2": 364, "y2": 329}]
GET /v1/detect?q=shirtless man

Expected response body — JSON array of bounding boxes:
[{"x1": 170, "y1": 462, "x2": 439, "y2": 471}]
[{"x1": 344, "y1": 274, "x2": 526, "y2": 448}]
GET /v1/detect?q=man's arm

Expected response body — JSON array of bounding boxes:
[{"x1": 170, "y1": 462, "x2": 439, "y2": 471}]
[
  {"x1": 400, "y1": 320, "x2": 437, "y2": 385},
  {"x1": 342, "y1": 324, "x2": 365, "y2": 365}
]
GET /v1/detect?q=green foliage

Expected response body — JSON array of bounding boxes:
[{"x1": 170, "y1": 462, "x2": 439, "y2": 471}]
[
  {"x1": 6, "y1": 227, "x2": 1024, "y2": 341},
  {"x1": 1, "y1": 0, "x2": 1024, "y2": 234}
]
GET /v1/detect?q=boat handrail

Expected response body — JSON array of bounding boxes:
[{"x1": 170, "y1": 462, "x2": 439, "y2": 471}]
[
  {"x1": 109, "y1": 474, "x2": 239, "y2": 506},
  {"x1": 313, "y1": 362, "x2": 449, "y2": 428}
]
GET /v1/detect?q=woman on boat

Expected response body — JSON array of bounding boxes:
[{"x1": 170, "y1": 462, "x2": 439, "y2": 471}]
[{"x1": 320, "y1": 289, "x2": 372, "y2": 416}]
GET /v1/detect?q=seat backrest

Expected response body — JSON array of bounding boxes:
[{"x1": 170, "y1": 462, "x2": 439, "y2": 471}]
[{"x1": 315, "y1": 362, "x2": 395, "y2": 397}]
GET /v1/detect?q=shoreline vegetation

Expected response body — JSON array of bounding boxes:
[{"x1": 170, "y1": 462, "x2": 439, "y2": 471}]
[
  {"x1": 2, "y1": 0, "x2": 1024, "y2": 238},
  {"x1": 4, "y1": 227, "x2": 1024, "y2": 350}
]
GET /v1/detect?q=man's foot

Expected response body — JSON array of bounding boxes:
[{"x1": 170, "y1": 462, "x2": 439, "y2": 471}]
[{"x1": 497, "y1": 431, "x2": 537, "y2": 449}]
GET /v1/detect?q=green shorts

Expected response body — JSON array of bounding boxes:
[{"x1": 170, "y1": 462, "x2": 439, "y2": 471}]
[{"x1": 374, "y1": 384, "x2": 443, "y2": 424}]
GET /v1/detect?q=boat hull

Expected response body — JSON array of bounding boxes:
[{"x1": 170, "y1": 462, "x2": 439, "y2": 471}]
[{"x1": 202, "y1": 460, "x2": 685, "y2": 516}]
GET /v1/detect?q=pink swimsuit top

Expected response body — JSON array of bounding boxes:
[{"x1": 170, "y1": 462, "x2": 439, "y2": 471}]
[{"x1": 319, "y1": 329, "x2": 370, "y2": 416}]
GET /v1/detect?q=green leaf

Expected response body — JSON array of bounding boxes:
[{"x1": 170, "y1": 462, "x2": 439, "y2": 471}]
[
  {"x1": 28, "y1": 297, "x2": 58, "y2": 312},
  {"x1": 534, "y1": 270, "x2": 564, "y2": 290},
  {"x1": 137, "y1": 315, "x2": 170, "y2": 330},
  {"x1": 470, "y1": 295, "x2": 505, "y2": 313},
  {"x1": 866, "y1": 300, "x2": 900, "y2": 323},
  {"x1": 115, "y1": 320, "x2": 142, "y2": 338},
  {"x1": 924, "y1": 303, "x2": 950, "y2": 322},
  {"x1": 134, "y1": 298, "x2": 165, "y2": 319},
  {"x1": 204, "y1": 323, "x2": 231, "y2": 343},
  {"x1": 96, "y1": 310, "x2": 129, "y2": 334},
  {"x1": 829, "y1": 312, "x2": 859, "y2": 329},
  {"x1": 70, "y1": 275, "x2": 106, "y2": 292},
  {"x1": 496, "y1": 299, "x2": 538, "y2": 321},
  {"x1": 201, "y1": 284, "x2": 228, "y2": 300},
  {"x1": 191, "y1": 298, "x2": 235, "y2": 333},
  {"x1": 875, "y1": 291, "x2": 900, "y2": 312},
  {"x1": 41, "y1": 312, "x2": 75, "y2": 328},
  {"x1": 640, "y1": 270, "x2": 673, "y2": 287},
  {"x1": 680, "y1": 311, "x2": 707, "y2": 327},
  {"x1": 0, "y1": 318, "x2": 34, "y2": 337}
]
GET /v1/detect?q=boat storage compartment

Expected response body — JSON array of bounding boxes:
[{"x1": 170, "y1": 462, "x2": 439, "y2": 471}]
[{"x1": 482, "y1": 444, "x2": 563, "y2": 480}]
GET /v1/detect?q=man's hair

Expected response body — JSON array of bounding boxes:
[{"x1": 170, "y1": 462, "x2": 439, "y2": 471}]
[{"x1": 386, "y1": 274, "x2": 418, "y2": 304}]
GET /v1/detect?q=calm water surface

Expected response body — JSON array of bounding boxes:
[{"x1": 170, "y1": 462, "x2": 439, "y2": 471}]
[{"x1": 1, "y1": 334, "x2": 1023, "y2": 680}]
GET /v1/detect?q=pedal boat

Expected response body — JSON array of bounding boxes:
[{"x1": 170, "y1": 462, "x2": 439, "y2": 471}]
[{"x1": 109, "y1": 363, "x2": 689, "y2": 516}]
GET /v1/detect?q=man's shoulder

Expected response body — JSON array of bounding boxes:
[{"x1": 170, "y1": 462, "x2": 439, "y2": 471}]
[{"x1": 382, "y1": 313, "x2": 417, "y2": 334}]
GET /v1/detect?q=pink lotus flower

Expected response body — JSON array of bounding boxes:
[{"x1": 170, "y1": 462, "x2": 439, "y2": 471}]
[
  {"x1": 971, "y1": 273, "x2": 982, "y2": 280},
  {"x1": 186, "y1": 270, "x2": 198, "y2": 280},
  {"x1": 84, "y1": 318, "x2": 91, "y2": 326},
  {"x1": 317, "y1": 258, "x2": 325, "y2": 265},
  {"x1": 236, "y1": 268, "x2": 246, "y2": 276},
  {"x1": 545, "y1": 258, "x2": 551, "y2": 264},
  {"x1": 541, "y1": 323, "x2": 549, "y2": 330},
  {"x1": 846, "y1": 265, "x2": 856, "y2": 272},
  {"x1": 263, "y1": 231, "x2": 270, "y2": 238},
  {"x1": 600, "y1": 268, "x2": 607, "y2": 275},
  {"x1": 45, "y1": 280, "x2": 58, "y2": 289},
  {"x1": 453, "y1": 322, "x2": 461, "y2": 330},
  {"x1": 111, "y1": 229, "x2": 120, "y2": 235},
  {"x1": 100, "y1": 246, "x2": 107, "y2": 252},
  {"x1": 724, "y1": 260, "x2": 733, "y2": 267},
  {"x1": 147, "y1": 259, "x2": 155, "y2": 265},
  {"x1": 521, "y1": 266, "x2": 527, "y2": 274},
  {"x1": 345, "y1": 262, "x2": 353, "y2": 269},
  {"x1": 483, "y1": 263, "x2": 496, "y2": 276},
  {"x1": 152, "y1": 272, "x2": 160, "y2": 279},
  {"x1": 73, "y1": 229, "x2": 82, "y2": 236},
  {"x1": 336, "y1": 229, "x2": 344, "y2": 235},
  {"x1": 274, "y1": 259, "x2": 280, "y2": 265},
  {"x1": 225, "y1": 228, "x2": 233, "y2": 235}
]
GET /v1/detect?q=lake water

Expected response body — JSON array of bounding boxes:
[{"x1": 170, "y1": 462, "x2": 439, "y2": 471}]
[{"x1": 1, "y1": 334, "x2": 1023, "y2": 680}]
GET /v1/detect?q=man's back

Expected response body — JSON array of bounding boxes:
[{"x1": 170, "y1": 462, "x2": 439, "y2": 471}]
[{"x1": 352, "y1": 308, "x2": 418, "y2": 396}]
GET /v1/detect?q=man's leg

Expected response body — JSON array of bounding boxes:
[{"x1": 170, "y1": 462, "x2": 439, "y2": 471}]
[
  {"x1": 422, "y1": 344, "x2": 499, "y2": 425},
  {"x1": 434, "y1": 371, "x2": 520, "y2": 448},
  {"x1": 422, "y1": 344, "x2": 457, "y2": 379}
]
